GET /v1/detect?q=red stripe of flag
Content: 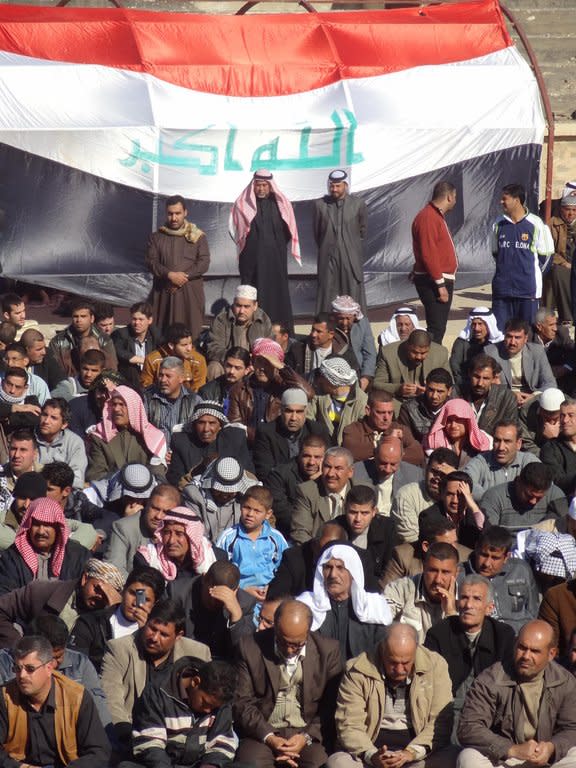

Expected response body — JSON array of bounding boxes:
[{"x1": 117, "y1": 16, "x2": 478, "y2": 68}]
[{"x1": 0, "y1": 0, "x2": 512, "y2": 96}]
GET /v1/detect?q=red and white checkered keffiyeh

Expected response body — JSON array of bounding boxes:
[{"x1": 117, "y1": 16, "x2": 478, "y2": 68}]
[
  {"x1": 229, "y1": 170, "x2": 301, "y2": 265},
  {"x1": 91, "y1": 384, "x2": 166, "y2": 460},
  {"x1": 15, "y1": 497, "x2": 69, "y2": 578},
  {"x1": 138, "y1": 506, "x2": 212, "y2": 582}
]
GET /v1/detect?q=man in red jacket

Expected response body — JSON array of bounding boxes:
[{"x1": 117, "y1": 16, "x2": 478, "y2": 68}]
[{"x1": 411, "y1": 181, "x2": 458, "y2": 344}]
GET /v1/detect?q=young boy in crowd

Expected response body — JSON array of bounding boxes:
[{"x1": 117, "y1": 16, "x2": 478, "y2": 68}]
[
  {"x1": 217, "y1": 486, "x2": 288, "y2": 601},
  {"x1": 131, "y1": 658, "x2": 238, "y2": 768}
]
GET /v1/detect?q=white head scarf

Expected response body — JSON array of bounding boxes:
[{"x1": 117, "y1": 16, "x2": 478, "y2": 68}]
[
  {"x1": 458, "y1": 306, "x2": 503, "y2": 343},
  {"x1": 296, "y1": 543, "x2": 392, "y2": 630},
  {"x1": 379, "y1": 306, "x2": 422, "y2": 347}
]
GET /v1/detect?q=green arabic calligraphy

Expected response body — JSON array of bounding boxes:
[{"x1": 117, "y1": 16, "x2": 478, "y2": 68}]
[{"x1": 118, "y1": 110, "x2": 364, "y2": 175}]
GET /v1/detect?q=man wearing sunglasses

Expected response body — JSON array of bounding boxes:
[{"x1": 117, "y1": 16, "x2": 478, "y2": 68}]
[{"x1": 0, "y1": 634, "x2": 110, "y2": 768}]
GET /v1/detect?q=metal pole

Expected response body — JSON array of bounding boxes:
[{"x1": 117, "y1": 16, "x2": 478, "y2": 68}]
[{"x1": 236, "y1": 0, "x2": 317, "y2": 12}]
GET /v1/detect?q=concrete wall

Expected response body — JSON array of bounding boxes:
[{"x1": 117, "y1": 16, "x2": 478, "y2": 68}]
[{"x1": 541, "y1": 122, "x2": 576, "y2": 198}]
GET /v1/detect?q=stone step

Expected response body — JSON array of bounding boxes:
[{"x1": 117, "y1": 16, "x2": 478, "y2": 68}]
[
  {"x1": 509, "y1": 18, "x2": 576, "y2": 35},
  {"x1": 506, "y1": 0, "x2": 576, "y2": 9}
]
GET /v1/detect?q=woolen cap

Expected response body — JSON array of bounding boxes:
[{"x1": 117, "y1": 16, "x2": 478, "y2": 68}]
[
  {"x1": 281, "y1": 388, "x2": 308, "y2": 407},
  {"x1": 191, "y1": 400, "x2": 229, "y2": 424}
]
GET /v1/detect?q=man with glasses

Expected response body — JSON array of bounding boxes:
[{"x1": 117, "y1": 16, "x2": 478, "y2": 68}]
[
  {"x1": 0, "y1": 634, "x2": 110, "y2": 767},
  {"x1": 234, "y1": 599, "x2": 343, "y2": 768}
]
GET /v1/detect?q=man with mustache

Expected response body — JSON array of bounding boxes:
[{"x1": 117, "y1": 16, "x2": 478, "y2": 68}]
[
  {"x1": 458, "y1": 620, "x2": 576, "y2": 768},
  {"x1": 101, "y1": 598, "x2": 210, "y2": 758},
  {"x1": 450, "y1": 307, "x2": 504, "y2": 392},
  {"x1": 0, "y1": 635, "x2": 110, "y2": 768},
  {"x1": 0, "y1": 496, "x2": 90, "y2": 595},
  {"x1": 384, "y1": 542, "x2": 459, "y2": 643}
]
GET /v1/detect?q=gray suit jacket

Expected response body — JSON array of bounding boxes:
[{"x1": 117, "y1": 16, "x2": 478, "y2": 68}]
[
  {"x1": 104, "y1": 512, "x2": 149, "y2": 576},
  {"x1": 291, "y1": 478, "x2": 353, "y2": 544},
  {"x1": 353, "y1": 459, "x2": 423, "y2": 496},
  {"x1": 373, "y1": 340, "x2": 451, "y2": 397},
  {"x1": 484, "y1": 341, "x2": 557, "y2": 392},
  {"x1": 101, "y1": 631, "x2": 210, "y2": 728}
]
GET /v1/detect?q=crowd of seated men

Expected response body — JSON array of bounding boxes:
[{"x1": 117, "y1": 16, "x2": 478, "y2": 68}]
[{"x1": 0, "y1": 288, "x2": 576, "y2": 768}]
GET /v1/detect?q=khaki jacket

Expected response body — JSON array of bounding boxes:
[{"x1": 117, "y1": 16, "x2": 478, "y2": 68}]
[
  {"x1": 335, "y1": 647, "x2": 453, "y2": 761},
  {"x1": 373, "y1": 341, "x2": 450, "y2": 398},
  {"x1": 384, "y1": 574, "x2": 454, "y2": 642},
  {"x1": 101, "y1": 631, "x2": 210, "y2": 727},
  {"x1": 306, "y1": 385, "x2": 368, "y2": 445}
]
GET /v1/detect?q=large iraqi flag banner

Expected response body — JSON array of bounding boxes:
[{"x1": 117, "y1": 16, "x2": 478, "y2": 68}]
[{"x1": 0, "y1": 0, "x2": 544, "y2": 313}]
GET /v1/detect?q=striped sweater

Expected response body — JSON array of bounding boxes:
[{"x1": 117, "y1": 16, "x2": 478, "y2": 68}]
[{"x1": 132, "y1": 657, "x2": 238, "y2": 768}]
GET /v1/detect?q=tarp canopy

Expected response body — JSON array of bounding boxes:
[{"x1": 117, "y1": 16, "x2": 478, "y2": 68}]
[{"x1": 0, "y1": 0, "x2": 544, "y2": 312}]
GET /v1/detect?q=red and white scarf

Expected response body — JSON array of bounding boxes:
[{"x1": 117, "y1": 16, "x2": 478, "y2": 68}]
[
  {"x1": 91, "y1": 384, "x2": 166, "y2": 460},
  {"x1": 15, "y1": 497, "x2": 69, "y2": 578},
  {"x1": 229, "y1": 170, "x2": 301, "y2": 264},
  {"x1": 137, "y1": 506, "x2": 212, "y2": 582}
]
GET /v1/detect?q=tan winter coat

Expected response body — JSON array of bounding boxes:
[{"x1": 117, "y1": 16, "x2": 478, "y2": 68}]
[{"x1": 335, "y1": 646, "x2": 453, "y2": 762}]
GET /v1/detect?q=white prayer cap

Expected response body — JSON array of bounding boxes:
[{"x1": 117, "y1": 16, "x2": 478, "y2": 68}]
[
  {"x1": 539, "y1": 388, "x2": 565, "y2": 412},
  {"x1": 569, "y1": 497, "x2": 576, "y2": 521},
  {"x1": 235, "y1": 284, "x2": 257, "y2": 301}
]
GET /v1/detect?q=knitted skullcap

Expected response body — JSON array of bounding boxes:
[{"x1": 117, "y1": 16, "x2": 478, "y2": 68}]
[
  {"x1": 109, "y1": 463, "x2": 157, "y2": 502},
  {"x1": 281, "y1": 388, "x2": 308, "y2": 407},
  {"x1": 235, "y1": 285, "x2": 258, "y2": 301},
  {"x1": 319, "y1": 358, "x2": 358, "y2": 386},
  {"x1": 539, "y1": 388, "x2": 566, "y2": 412},
  {"x1": 191, "y1": 400, "x2": 229, "y2": 424}
]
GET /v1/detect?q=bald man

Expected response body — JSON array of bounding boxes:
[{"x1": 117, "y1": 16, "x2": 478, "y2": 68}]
[
  {"x1": 329, "y1": 622, "x2": 455, "y2": 768},
  {"x1": 458, "y1": 620, "x2": 576, "y2": 768},
  {"x1": 354, "y1": 437, "x2": 423, "y2": 517},
  {"x1": 234, "y1": 599, "x2": 343, "y2": 767}
]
